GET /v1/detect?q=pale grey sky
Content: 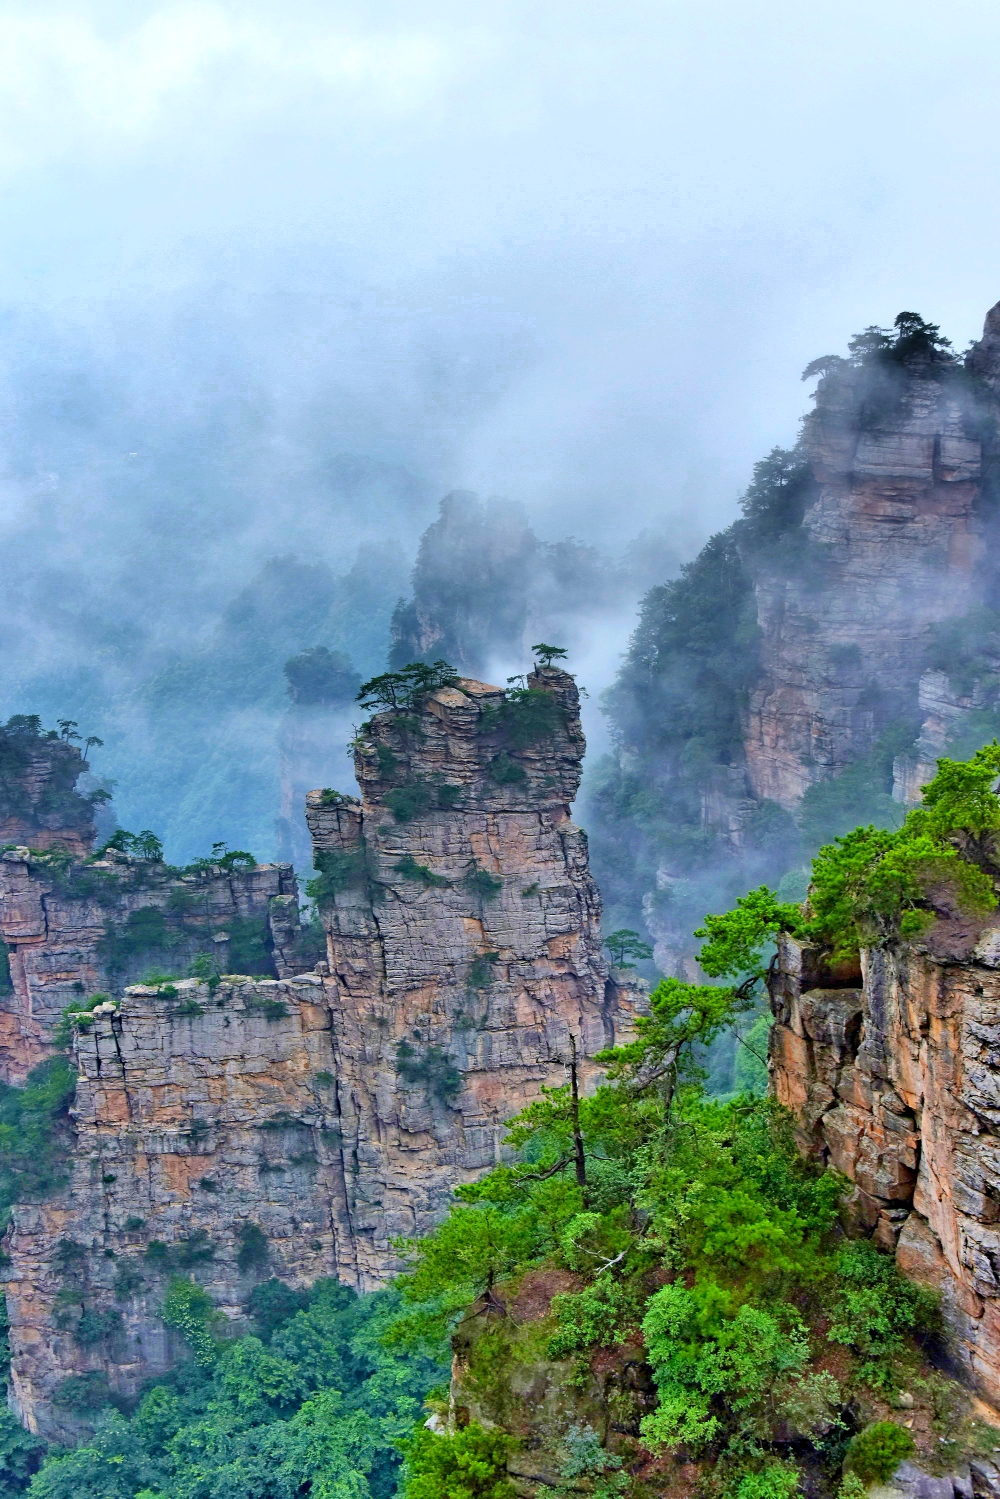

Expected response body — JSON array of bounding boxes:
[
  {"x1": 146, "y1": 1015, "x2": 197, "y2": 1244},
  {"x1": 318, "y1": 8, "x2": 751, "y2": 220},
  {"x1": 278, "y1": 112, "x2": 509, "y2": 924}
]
[{"x1": 1, "y1": 0, "x2": 999, "y2": 590}]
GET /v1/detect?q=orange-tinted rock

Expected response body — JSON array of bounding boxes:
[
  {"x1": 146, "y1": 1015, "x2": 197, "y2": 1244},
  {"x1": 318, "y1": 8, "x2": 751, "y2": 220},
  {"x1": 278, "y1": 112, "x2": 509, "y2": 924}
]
[{"x1": 771, "y1": 931, "x2": 1000, "y2": 1404}]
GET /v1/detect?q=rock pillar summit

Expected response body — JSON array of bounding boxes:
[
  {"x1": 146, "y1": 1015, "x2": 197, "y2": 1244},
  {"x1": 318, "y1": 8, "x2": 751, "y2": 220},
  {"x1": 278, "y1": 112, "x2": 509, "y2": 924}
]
[
  {"x1": 305, "y1": 665, "x2": 633, "y2": 1285},
  {"x1": 0, "y1": 666, "x2": 637, "y2": 1436}
]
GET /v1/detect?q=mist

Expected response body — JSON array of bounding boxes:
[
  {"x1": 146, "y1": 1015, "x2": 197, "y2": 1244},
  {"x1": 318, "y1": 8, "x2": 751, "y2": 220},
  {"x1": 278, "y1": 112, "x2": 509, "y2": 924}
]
[{"x1": 3, "y1": 0, "x2": 1000, "y2": 859}]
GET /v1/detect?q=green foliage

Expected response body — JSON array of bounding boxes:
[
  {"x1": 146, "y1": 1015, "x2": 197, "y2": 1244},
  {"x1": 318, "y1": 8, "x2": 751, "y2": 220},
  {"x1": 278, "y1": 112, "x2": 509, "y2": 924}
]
[
  {"x1": 0, "y1": 1406, "x2": 46, "y2": 1497},
  {"x1": 284, "y1": 645, "x2": 361, "y2": 706},
  {"x1": 113, "y1": 1261, "x2": 146, "y2": 1302},
  {"x1": 181, "y1": 840, "x2": 256, "y2": 875},
  {"x1": 733, "y1": 1012, "x2": 772, "y2": 1097},
  {"x1": 226, "y1": 915, "x2": 275, "y2": 976},
  {"x1": 0, "y1": 1058, "x2": 76, "y2": 1226},
  {"x1": 32, "y1": 1282, "x2": 445, "y2": 1499},
  {"x1": 188, "y1": 952, "x2": 221, "y2": 989},
  {"x1": 306, "y1": 845, "x2": 367, "y2": 905},
  {"x1": 100, "y1": 829, "x2": 164, "y2": 861},
  {"x1": 531, "y1": 644, "x2": 568, "y2": 668},
  {"x1": 396, "y1": 1041, "x2": 462, "y2": 1105},
  {"x1": 844, "y1": 1421, "x2": 916, "y2": 1483},
  {"x1": 547, "y1": 1276, "x2": 645, "y2": 1359},
  {"x1": 809, "y1": 820, "x2": 992, "y2": 964},
  {"x1": 488, "y1": 752, "x2": 527, "y2": 785},
  {"x1": 358, "y1": 660, "x2": 460, "y2": 713},
  {"x1": 319, "y1": 786, "x2": 357, "y2": 806},
  {"x1": 236, "y1": 1222, "x2": 269, "y2": 1274},
  {"x1": 598, "y1": 974, "x2": 749, "y2": 1108},
  {"x1": 161, "y1": 1277, "x2": 220, "y2": 1368},
  {"x1": 74, "y1": 1308, "x2": 122, "y2": 1349},
  {"x1": 53, "y1": 992, "x2": 114, "y2": 1044},
  {"x1": 827, "y1": 1241, "x2": 940, "y2": 1385},
  {"x1": 602, "y1": 928, "x2": 653, "y2": 968},
  {"x1": 464, "y1": 864, "x2": 502, "y2": 900},
  {"x1": 400, "y1": 1420, "x2": 514, "y2": 1499},
  {"x1": 50, "y1": 1371, "x2": 114, "y2": 1415},
  {"x1": 383, "y1": 777, "x2": 461, "y2": 823},
  {"x1": 467, "y1": 952, "x2": 499, "y2": 989},
  {"x1": 247, "y1": 1278, "x2": 309, "y2": 1341},
  {"x1": 482, "y1": 687, "x2": 564, "y2": 750},
  {"x1": 97, "y1": 905, "x2": 173, "y2": 975},
  {"x1": 640, "y1": 1289, "x2": 810, "y2": 1450},
  {"x1": 798, "y1": 726, "x2": 914, "y2": 850},
  {"x1": 395, "y1": 855, "x2": 451, "y2": 888},
  {"x1": 694, "y1": 885, "x2": 801, "y2": 983}
]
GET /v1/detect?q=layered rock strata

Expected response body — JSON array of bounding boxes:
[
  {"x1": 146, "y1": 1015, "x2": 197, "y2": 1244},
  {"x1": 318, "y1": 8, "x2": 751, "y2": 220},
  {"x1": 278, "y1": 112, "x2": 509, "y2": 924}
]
[
  {"x1": 0, "y1": 850, "x2": 303, "y2": 1080},
  {"x1": 305, "y1": 666, "x2": 633, "y2": 1286},
  {"x1": 771, "y1": 929, "x2": 1000, "y2": 1404},
  {"x1": 0, "y1": 731, "x2": 100, "y2": 858},
  {"x1": 745, "y1": 359, "x2": 988, "y2": 809},
  {"x1": 2, "y1": 667, "x2": 638, "y2": 1436}
]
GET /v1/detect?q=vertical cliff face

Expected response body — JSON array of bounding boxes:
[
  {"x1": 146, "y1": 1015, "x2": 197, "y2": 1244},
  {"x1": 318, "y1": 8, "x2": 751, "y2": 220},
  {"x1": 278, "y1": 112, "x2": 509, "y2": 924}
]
[
  {"x1": 1, "y1": 666, "x2": 638, "y2": 1437},
  {"x1": 0, "y1": 724, "x2": 100, "y2": 859},
  {"x1": 745, "y1": 360, "x2": 987, "y2": 809},
  {"x1": 305, "y1": 665, "x2": 637, "y2": 1287},
  {"x1": 0, "y1": 850, "x2": 304, "y2": 1080},
  {"x1": 771, "y1": 927, "x2": 1000, "y2": 1404}
]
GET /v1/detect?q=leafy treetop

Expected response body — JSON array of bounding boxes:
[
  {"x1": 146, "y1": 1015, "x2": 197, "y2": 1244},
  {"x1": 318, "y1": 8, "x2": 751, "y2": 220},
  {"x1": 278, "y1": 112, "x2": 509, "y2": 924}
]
[
  {"x1": 603, "y1": 929, "x2": 653, "y2": 968},
  {"x1": 806, "y1": 742, "x2": 1000, "y2": 959},
  {"x1": 99, "y1": 829, "x2": 164, "y2": 862},
  {"x1": 357, "y1": 660, "x2": 460, "y2": 714},
  {"x1": 531, "y1": 643, "x2": 568, "y2": 668}
]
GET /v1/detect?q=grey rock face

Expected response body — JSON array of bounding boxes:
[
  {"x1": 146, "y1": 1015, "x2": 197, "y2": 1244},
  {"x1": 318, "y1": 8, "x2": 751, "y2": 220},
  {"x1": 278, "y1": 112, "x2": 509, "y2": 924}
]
[
  {"x1": 0, "y1": 851, "x2": 303, "y2": 1079},
  {"x1": 1, "y1": 667, "x2": 639, "y2": 1436}
]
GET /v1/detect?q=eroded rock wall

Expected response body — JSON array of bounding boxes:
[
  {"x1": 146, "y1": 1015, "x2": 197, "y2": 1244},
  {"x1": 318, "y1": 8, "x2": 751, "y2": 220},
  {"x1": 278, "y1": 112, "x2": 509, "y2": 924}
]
[
  {"x1": 745, "y1": 369, "x2": 987, "y2": 808},
  {"x1": 0, "y1": 851, "x2": 303, "y2": 1080},
  {"x1": 305, "y1": 666, "x2": 639, "y2": 1286},
  {"x1": 771, "y1": 932, "x2": 1000, "y2": 1403},
  {"x1": 0, "y1": 735, "x2": 100, "y2": 859},
  {"x1": 3, "y1": 668, "x2": 638, "y2": 1436}
]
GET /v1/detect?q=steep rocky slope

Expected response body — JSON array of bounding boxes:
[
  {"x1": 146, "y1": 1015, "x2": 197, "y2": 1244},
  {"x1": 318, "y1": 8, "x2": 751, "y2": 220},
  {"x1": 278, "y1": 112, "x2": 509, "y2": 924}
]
[
  {"x1": 593, "y1": 306, "x2": 1000, "y2": 967},
  {"x1": 0, "y1": 850, "x2": 303, "y2": 1080},
  {"x1": 746, "y1": 355, "x2": 985, "y2": 807},
  {"x1": 0, "y1": 667, "x2": 639, "y2": 1438},
  {"x1": 0, "y1": 718, "x2": 105, "y2": 860},
  {"x1": 771, "y1": 927, "x2": 1000, "y2": 1407}
]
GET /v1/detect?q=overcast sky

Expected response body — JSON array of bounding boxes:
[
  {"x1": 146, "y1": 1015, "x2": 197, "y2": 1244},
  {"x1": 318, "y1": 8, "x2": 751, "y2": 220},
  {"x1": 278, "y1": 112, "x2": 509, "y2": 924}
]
[{"x1": 2, "y1": 0, "x2": 1000, "y2": 593}]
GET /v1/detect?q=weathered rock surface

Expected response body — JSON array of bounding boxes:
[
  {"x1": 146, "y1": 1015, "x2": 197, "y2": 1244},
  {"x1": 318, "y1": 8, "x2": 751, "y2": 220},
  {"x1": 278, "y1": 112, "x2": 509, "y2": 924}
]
[
  {"x1": 771, "y1": 928, "x2": 1000, "y2": 1403},
  {"x1": 0, "y1": 729, "x2": 100, "y2": 859},
  {"x1": 0, "y1": 850, "x2": 304, "y2": 1080},
  {"x1": 745, "y1": 360, "x2": 987, "y2": 808},
  {"x1": 306, "y1": 666, "x2": 641, "y2": 1286},
  {"x1": 2, "y1": 667, "x2": 639, "y2": 1436}
]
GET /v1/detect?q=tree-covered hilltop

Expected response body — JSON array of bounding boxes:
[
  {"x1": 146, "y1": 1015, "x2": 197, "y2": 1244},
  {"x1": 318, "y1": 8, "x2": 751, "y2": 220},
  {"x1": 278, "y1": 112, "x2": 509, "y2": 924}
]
[
  {"x1": 586, "y1": 312, "x2": 1000, "y2": 957},
  {"x1": 9, "y1": 745, "x2": 1000, "y2": 1497}
]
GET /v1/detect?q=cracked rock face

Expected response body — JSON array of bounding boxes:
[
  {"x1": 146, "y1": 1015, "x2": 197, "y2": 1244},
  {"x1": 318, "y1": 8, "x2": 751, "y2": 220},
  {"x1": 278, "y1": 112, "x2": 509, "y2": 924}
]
[
  {"x1": 771, "y1": 930, "x2": 1000, "y2": 1403},
  {"x1": 305, "y1": 667, "x2": 641, "y2": 1287},
  {"x1": 0, "y1": 852, "x2": 303, "y2": 1080},
  {"x1": 745, "y1": 364, "x2": 986, "y2": 808},
  {"x1": 2, "y1": 668, "x2": 640, "y2": 1436}
]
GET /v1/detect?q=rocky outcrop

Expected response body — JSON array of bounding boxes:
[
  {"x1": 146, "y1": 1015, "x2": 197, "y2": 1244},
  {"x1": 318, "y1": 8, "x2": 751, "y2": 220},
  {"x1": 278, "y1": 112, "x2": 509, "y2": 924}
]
[
  {"x1": 306, "y1": 666, "x2": 639, "y2": 1286},
  {"x1": 771, "y1": 929, "x2": 1000, "y2": 1404},
  {"x1": 0, "y1": 725, "x2": 102, "y2": 859},
  {"x1": 0, "y1": 849, "x2": 304, "y2": 1080},
  {"x1": 1, "y1": 667, "x2": 638, "y2": 1436},
  {"x1": 745, "y1": 354, "x2": 989, "y2": 809},
  {"x1": 4, "y1": 975, "x2": 341, "y2": 1439}
]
